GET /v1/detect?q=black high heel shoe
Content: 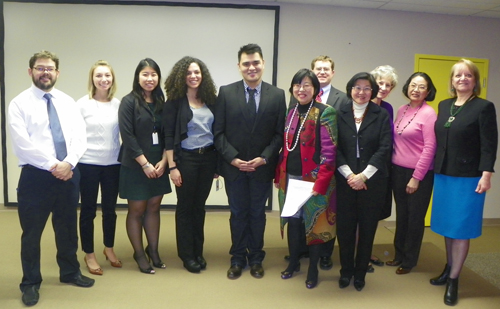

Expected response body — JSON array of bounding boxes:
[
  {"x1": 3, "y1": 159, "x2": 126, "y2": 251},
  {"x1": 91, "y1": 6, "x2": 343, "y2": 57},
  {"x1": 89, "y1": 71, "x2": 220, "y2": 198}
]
[
  {"x1": 133, "y1": 253, "x2": 155, "y2": 274},
  {"x1": 281, "y1": 263, "x2": 300, "y2": 279},
  {"x1": 145, "y1": 246, "x2": 166, "y2": 269}
]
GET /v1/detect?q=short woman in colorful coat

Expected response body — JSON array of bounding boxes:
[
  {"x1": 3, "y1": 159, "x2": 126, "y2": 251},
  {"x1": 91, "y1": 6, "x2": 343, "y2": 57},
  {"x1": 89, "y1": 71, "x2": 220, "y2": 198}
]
[{"x1": 275, "y1": 68, "x2": 337, "y2": 289}]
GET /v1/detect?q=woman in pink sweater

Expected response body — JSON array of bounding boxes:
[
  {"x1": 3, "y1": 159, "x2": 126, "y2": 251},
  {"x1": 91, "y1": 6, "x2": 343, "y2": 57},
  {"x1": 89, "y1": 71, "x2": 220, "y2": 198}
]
[{"x1": 385, "y1": 72, "x2": 437, "y2": 274}]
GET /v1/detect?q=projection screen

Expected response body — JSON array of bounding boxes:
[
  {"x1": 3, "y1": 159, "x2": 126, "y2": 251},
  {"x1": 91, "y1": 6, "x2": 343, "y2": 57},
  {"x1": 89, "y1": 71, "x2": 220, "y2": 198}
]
[{"x1": 1, "y1": 0, "x2": 280, "y2": 208}]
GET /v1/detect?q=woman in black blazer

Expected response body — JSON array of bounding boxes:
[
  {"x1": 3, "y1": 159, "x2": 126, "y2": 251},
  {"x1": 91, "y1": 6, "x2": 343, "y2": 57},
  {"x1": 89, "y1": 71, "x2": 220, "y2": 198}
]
[
  {"x1": 118, "y1": 58, "x2": 171, "y2": 274},
  {"x1": 335, "y1": 72, "x2": 392, "y2": 291},
  {"x1": 163, "y1": 56, "x2": 217, "y2": 274},
  {"x1": 430, "y1": 59, "x2": 497, "y2": 306}
]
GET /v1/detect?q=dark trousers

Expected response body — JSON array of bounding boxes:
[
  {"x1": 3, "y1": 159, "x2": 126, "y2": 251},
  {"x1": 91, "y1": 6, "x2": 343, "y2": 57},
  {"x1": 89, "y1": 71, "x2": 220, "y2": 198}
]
[
  {"x1": 18, "y1": 166, "x2": 81, "y2": 291},
  {"x1": 392, "y1": 164, "x2": 434, "y2": 268},
  {"x1": 336, "y1": 174, "x2": 386, "y2": 281},
  {"x1": 225, "y1": 172, "x2": 270, "y2": 266},
  {"x1": 78, "y1": 163, "x2": 120, "y2": 253},
  {"x1": 175, "y1": 150, "x2": 216, "y2": 261}
]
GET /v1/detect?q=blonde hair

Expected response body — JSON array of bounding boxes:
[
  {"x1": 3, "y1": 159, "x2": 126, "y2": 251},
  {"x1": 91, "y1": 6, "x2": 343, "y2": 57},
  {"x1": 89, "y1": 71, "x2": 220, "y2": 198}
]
[
  {"x1": 87, "y1": 60, "x2": 117, "y2": 101},
  {"x1": 370, "y1": 65, "x2": 398, "y2": 88},
  {"x1": 449, "y1": 59, "x2": 481, "y2": 97},
  {"x1": 310, "y1": 55, "x2": 334, "y2": 71}
]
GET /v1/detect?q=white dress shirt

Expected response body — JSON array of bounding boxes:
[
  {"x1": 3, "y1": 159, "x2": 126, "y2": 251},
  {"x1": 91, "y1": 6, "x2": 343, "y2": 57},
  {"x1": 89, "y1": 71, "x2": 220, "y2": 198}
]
[{"x1": 8, "y1": 84, "x2": 87, "y2": 171}]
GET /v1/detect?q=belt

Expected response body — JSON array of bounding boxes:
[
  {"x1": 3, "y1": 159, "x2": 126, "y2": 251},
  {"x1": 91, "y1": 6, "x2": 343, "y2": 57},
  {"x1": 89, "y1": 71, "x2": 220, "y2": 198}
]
[{"x1": 181, "y1": 145, "x2": 215, "y2": 154}]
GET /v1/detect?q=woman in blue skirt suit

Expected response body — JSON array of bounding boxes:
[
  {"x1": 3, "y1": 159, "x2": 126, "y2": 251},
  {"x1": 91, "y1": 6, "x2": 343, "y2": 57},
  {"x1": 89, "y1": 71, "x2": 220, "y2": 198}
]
[{"x1": 430, "y1": 59, "x2": 497, "y2": 306}]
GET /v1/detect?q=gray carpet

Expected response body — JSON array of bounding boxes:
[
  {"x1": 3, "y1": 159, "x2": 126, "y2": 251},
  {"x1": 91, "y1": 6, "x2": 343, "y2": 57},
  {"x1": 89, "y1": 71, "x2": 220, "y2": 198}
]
[{"x1": 465, "y1": 252, "x2": 500, "y2": 289}]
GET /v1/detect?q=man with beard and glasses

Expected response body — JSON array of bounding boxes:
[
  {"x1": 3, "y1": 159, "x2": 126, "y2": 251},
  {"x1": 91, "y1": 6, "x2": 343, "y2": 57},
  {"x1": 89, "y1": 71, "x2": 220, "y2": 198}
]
[{"x1": 8, "y1": 50, "x2": 93, "y2": 307}]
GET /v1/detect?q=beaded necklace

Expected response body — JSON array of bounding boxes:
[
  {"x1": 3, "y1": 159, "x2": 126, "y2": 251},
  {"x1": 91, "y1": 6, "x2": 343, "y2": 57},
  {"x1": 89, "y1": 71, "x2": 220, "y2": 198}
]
[
  {"x1": 353, "y1": 103, "x2": 369, "y2": 124},
  {"x1": 395, "y1": 103, "x2": 422, "y2": 135},
  {"x1": 285, "y1": 101, "x2": 314, "y2": 152}
]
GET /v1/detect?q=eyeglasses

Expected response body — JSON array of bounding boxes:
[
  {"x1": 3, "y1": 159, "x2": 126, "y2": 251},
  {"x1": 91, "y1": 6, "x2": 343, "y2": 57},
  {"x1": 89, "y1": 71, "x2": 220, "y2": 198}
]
[
  {"x1": 33, "y1": 67, "x2": 56, "y2": 73},
  {"x1": 409, "y1": 83, "x2": 427, "y2": 91},
  {"x1": 352, "y1": 86, "x2": 372, "y2": 93},
  {"x1": 293, "y1": 83, "x2": 313, "y2": 91}
]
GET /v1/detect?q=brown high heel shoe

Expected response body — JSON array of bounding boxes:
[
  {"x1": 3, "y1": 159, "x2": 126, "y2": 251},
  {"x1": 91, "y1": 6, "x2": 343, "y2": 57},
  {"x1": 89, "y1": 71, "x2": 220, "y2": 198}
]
[
  {"x1": 84, "y1": 256, "x2": 103, "y2": 276},
  {"x1": 103, "y1": 249, "x2": 122, "y2": 268}
]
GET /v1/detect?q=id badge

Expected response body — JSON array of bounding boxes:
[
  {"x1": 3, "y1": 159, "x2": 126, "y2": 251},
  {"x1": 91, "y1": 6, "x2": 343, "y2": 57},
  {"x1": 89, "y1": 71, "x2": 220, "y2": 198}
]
[{"x1": 152, "y1": 132, "x2": 159, "y2": 145}]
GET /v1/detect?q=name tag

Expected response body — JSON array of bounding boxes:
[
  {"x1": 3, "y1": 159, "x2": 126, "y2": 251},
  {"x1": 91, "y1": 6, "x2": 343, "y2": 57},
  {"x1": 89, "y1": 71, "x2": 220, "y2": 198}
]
[{"x1": 152, "y1": 132, "x2": 159, "y2": 145}]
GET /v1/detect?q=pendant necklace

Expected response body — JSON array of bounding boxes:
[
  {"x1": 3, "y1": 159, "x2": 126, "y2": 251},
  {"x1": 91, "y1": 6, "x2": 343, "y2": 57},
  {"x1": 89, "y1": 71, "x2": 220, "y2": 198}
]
[
  {"x1": 395, "y1": 103, "x2": 422, "y2": 135},
  {"x1": 285, "y1": 101, "x2": 313, "y2": 152},
  {"x1": 444, "y1": 94, "x2": 475, "y2": 128}
]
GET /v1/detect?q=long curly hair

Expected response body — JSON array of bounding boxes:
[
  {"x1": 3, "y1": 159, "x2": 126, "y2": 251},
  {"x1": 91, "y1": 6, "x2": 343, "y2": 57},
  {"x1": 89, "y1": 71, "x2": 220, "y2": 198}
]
[{"x1": 164, "y1": 56, "x2": 217, "y2": 106}]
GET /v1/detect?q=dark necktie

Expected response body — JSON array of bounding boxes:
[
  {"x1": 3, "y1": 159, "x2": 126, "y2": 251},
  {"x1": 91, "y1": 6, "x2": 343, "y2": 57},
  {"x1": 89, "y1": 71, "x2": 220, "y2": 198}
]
[
  {"x1": 316, "y1": 89, "x2": 324, "y2": 103},
  {"x1": 44, "y1": 93, "x2": 67, "y2": 161},
  {"x1": 247, "y1": 88, "x2": 257, "y2": 122}
]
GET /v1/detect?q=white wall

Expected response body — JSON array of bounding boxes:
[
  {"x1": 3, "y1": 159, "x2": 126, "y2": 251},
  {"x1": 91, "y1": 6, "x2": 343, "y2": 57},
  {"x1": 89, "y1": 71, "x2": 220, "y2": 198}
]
[
  {"x1": 272, "y1": 3, "x2": 500, "y2": 219},
  {"x1": 3, "y1": 0, "x2": 500, "y2": 219}
]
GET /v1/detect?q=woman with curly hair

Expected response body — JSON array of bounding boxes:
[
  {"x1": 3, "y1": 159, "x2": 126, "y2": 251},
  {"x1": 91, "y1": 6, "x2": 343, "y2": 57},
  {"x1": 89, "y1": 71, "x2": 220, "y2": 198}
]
[{"x1": 163, "y1": 56, "x2": 217, "y2": 273}]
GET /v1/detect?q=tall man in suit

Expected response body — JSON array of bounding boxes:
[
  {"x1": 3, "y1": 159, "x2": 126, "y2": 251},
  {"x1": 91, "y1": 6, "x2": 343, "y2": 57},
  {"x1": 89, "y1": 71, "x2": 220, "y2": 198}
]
[
  {"x1": 8, "y1": 50, "x2": 94, "y2": 307},
  {"x1": 287, "y1": 55, "x2": 348, "y2": 270},
  {"x1": 214, "y1": 43, "x2": 286, "y2": 279}
]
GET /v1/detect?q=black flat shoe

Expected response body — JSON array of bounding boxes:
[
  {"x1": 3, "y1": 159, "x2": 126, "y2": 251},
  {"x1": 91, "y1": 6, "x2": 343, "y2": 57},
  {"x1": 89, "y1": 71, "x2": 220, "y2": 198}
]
[
  {"x1": 444, "y1": 277, "x2": 459, "y2": 306},
  {"x1": 22, "y1": 286, "x2": 39, "y2": 306},
  {"x1": 60, "y1": 274, "x2": 95, "y2": 287},
  {"x1": 319, "y1": 256, "x2": 333, "y2": 270},
  {"x1": 281, "y1": 263, "x2": 300, "y2": 279},
  {"x1": 183, "y1": 259, "x2": 201, "y2": 273},
  {"x1": 370, "y1": 257, "x2": 384, "y2": 267},
  {"x1": 430, "y1": 264, "x2": 450, "y2": 286},
  {"x1": 354, "y1": 279, "x2": 365, "y2": 291},
  {"x1": 250, "y1": 263, "x2": 264, "y2": 279},
  {"x1": 196, "y1": 256, "x2": 207, "y2": 270},
  {"x1": 227, "y1": 265, "x2": 243, "y2": 279},
  {"x1": 339, "y1": 277, "x2": 351, "y2": 289}
]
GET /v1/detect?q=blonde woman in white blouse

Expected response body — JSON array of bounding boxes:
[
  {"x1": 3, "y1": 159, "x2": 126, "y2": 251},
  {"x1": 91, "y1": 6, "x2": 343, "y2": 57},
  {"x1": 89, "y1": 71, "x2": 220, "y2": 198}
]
[{"x1": 77, "y1": 60, "x2": 122, "y2": 276}]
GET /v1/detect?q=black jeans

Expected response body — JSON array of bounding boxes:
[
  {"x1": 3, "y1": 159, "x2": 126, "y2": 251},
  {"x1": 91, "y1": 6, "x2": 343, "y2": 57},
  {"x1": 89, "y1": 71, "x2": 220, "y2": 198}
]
[
  {"x1": 18, "y1": 166, "x2": 81, "y2": 291},
  {"x1": 175, "y1": 150, "x2": 217, "y2": 262},
  {"x1": 78, "y1": 163, "x2": 120, "y2": 253}
]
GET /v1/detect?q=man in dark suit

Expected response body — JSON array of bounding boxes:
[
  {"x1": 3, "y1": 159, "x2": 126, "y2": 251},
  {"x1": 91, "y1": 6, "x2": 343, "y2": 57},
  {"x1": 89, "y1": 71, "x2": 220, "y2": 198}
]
[
  {"x1": 214, "y1": 43, "x2": 286, "y2": 279},
  {"x1": 287, "y1": 55, "x2": 348, "y2": 270}
]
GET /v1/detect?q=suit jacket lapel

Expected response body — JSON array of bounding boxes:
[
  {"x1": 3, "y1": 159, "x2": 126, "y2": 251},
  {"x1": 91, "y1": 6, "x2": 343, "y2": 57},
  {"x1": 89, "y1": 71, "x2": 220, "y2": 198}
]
[
  {"x1": 254, "y1": 82, "x2": 268, "y2": 128},
  {"x1": 339, "y1": 102, "x2": 357, "y2": 133},
  {"x1": 358, "y1": 102, "x2": 378, "y2": 132}
]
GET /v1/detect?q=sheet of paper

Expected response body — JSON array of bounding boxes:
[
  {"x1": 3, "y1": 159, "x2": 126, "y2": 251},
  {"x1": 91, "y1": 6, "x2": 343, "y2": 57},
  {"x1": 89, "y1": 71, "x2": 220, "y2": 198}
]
[{"x1": 281, "y1": 179, "x2": 314, "y2": 217}]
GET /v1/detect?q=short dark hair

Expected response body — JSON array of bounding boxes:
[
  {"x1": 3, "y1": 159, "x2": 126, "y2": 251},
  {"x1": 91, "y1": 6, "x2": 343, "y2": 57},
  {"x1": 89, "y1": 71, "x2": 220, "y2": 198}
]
[
  {"x1": 132, "y1": 58, "x2": 164, "y2": 111},
  {"x1": 29, "y1": 50, "x2": 59, "y2": 70},
  {"x1": 238, "y1": 43, "x2": 263, "y2": 62},
  {"x1": 402, "y1": 72, "x2": 437, "y2": 102},
  {"x1": 346, "y1": 72, "x2": 379, "y2": 100},
  {"x1": 289, "y1": 68, "x2": 321, "y2": 99}
]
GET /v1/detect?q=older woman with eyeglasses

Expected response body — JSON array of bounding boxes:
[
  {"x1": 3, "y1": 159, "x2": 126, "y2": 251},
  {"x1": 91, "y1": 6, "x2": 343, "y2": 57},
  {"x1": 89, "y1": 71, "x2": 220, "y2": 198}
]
[
  {"x1": 275, "y1": 68, "x2": 337, "y2": 289},
  {"x1": 335, "y1": 72, "x2": 392, "y2": 291}
]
